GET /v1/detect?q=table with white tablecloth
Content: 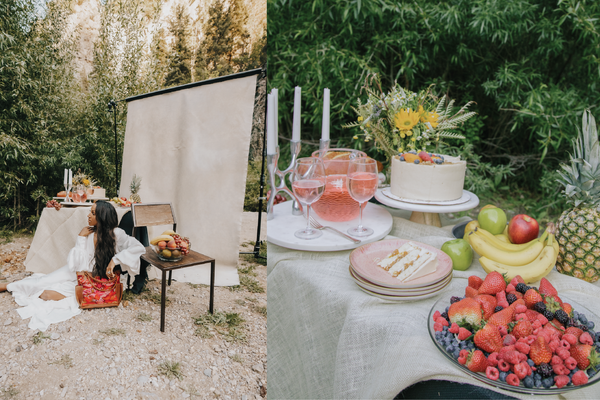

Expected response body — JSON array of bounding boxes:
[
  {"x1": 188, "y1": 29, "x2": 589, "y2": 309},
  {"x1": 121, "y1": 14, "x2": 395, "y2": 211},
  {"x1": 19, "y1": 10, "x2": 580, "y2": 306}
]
[
  {"x1": 25, "y1": 205, "x2": 130, "y2": 274},
  {"x1": 267, "y1": 210, "x2": 600, "y2": 399}
]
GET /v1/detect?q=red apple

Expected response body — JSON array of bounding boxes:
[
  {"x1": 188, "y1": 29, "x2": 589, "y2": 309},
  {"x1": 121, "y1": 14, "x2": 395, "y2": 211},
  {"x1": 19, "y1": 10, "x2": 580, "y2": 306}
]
[{"x1": 507, "y1": 214, "x2": 539, "y2": 244}]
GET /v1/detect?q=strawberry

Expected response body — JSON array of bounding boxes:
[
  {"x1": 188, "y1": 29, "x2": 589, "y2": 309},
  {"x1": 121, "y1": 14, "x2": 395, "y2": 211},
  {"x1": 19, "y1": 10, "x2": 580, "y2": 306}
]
[
  {"x1": 458, "y1": 349, "x2": 469, "y2": 365},
  {"x1": 544, "y1": 293, "x2": 563, "y2": 308},
  {"x1": 466, "y1": 349, "x2": 488, "y2": 372},
  {"x1": 572, "y1": 370, "x2": 589, "y2": 386},
  {"x1": 509, "y1": 298, "x2": 526, "y2": 310},
  {"x1": 465, "y1": 286, "x2": 479, "y2": 298},
  {"x1": 448, "y1": 298, "x2": 482, "y2": 327},
  {"x1": 524, "y1": 309, "x2": 540, "y2": 323},
  {"x1": 562, "y1": 302, "x2": 573, "y2": 316},
  {"x1": 512, "y1": 319, "x2": 532, "y2": 339},
  {"x1": 510, "y1": 275, "x2": 525, "y2": 287},
  {"x1": 529, "y1": 336, "x2": 553, "y2": 365},
  {"x1": 539, "y1": 277, "x2": 558, "y2": 297},
  {"x1": 570, "y1": 344, "x2": 600, "y2": 370},
  {"x1": 475, "y1": 294, "x2": 497, "y2": 320},
  {"x1": 474, "y1": 323, "x2": 503, "y2": 353},
  {"x1": 478, "y1": 272, "x2": 506, "y2": 295},
  {"x1": 418, "y1": 151, "x2": 432, "y2": 162},
  {"x1": 458, "y1": 327, "x2": 472, "y2": 341},
  {"x1": 523, "y1": 288, "x2": 543, "y2": 309},
  {"x1": 487, "y1": 306, "x2": 515, "y2": 329},
  {"x1": 468, "y1": 275, "x2": 483, "y2": 290}
]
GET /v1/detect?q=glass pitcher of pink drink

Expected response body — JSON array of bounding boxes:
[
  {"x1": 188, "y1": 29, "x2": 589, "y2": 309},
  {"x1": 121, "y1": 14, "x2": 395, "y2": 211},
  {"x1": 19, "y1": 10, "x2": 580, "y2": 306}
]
[{"x1": 311, "y1": 148, "x2": 367, "y2": 222}]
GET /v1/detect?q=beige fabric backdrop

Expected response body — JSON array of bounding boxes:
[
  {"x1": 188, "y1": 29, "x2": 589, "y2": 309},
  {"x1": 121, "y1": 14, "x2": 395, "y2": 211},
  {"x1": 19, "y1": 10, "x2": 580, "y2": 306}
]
[{"x1": 119, "y1": 75, "x2": 258, "y2": 286}]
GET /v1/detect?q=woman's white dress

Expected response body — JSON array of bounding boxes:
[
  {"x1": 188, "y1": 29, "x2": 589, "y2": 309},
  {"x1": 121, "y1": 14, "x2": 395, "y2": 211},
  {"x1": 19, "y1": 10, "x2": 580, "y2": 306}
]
[{"x1": 7, "y1": 227, "x2": 145, "y2": 331}]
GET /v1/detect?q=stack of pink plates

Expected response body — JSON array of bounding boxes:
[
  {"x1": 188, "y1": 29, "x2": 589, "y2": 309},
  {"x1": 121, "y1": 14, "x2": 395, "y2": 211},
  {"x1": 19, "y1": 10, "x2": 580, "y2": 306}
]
[{"x1": 349, "y1": 239, "x2": 454, "y2": 301}]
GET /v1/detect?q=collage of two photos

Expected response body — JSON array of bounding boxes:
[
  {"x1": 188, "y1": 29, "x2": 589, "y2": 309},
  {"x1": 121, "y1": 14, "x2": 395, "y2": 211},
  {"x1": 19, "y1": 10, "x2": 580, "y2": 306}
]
[{"x1": 2, "y1": 0, "x2": 600, "y2": 399}]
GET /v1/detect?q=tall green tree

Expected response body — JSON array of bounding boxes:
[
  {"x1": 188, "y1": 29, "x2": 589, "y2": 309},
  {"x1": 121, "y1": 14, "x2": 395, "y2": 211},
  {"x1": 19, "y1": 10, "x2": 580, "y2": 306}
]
[{"x1": 165, "y1": 3, "x2": 192, "y2": 87}]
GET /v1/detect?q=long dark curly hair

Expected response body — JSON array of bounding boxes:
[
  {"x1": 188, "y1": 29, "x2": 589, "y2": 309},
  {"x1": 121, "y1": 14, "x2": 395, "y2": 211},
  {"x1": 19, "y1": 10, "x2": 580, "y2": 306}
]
[{"x1": 92, "y1": 201, "x2": 118, "y2": 279}]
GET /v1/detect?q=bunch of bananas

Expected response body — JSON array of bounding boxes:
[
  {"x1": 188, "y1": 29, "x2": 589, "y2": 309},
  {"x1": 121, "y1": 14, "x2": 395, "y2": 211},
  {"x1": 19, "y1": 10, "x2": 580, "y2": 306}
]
[{"x1": 467, "y1": 227, "x2": 558, "y2": 283}]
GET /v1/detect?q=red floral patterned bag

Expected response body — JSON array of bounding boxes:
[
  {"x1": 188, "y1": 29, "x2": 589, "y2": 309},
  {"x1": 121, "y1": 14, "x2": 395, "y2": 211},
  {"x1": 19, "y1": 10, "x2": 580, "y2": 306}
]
[{"x1": 75, "y1": 272, "x2": 123, "y2": 309}]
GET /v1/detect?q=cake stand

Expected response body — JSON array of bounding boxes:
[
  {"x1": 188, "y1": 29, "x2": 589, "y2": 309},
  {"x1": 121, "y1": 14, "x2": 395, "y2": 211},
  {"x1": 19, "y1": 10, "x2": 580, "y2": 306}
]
[{"x1": 374, "y1": 188, "x2": 479, "y2": 227}]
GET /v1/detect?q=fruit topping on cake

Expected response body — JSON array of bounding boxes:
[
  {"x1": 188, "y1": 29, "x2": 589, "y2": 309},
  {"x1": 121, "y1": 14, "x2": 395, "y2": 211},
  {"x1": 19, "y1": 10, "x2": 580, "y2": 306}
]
[{"x1": 377, "y1": 242, "x2": 438, "y2": 282}]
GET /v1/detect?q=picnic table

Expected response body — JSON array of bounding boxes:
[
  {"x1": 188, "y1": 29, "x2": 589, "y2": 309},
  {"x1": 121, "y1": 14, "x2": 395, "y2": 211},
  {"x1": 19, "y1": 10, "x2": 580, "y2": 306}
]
[{"x1": 267, "y1": 206, "x2": 600, "y2": 399}]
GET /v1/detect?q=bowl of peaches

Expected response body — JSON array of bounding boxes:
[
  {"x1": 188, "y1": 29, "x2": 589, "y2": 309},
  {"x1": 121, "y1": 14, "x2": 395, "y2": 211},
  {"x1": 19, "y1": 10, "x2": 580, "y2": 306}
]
[{"x1": 150, "y1": 231, "x2": 191, "y2": 262}]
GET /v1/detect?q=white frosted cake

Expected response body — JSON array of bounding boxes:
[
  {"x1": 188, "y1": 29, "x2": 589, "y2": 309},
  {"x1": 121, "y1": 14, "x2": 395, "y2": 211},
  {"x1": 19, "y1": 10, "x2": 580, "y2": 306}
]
[
  {"x1": 377, "y1": 242, "x2": 438, "y2": 282},
  {"x1": 87, "y1": 187, "x2": 106, "y2": 199},
  {"x1": 390, "y1": 154, "x2": 466, "y2": 201}
]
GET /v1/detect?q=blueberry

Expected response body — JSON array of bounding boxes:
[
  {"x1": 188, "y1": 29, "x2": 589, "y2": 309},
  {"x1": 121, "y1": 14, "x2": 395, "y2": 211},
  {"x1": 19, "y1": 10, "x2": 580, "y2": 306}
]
[
  {"x1": 573, "y1": 311, "x2": 579, "y2": 319},
  {"x1": 443, "y1": 326, "x2": 448, "y2": 331},
  {"x1": 587, "y1": 321, "x2": 595, "y2": 330},
  {"x1": 414, "y1": 160, "x2": 420, "y2": 164},
  {"x1": 451, "y1": 340, "x2": 459, "y2": 347},
  {"x1": 527, "y1": 359, "x2": 535, "y2": 367},
  {"x1": 453, "y1": 349, "x2": 461, "y2": 359},
  {"x1": 595, "y1": 332, "x2": 600, "y2": 342},
  {"x1": 499, "y1": 372, "x2": 508, "y2": 382},
  {"x1": 588, "y1": 368, "x2": 598, "y2": 378},
  {"x1": 523, "y1": 376, "x2": 534, "y2": 388},
  {"x1": 579, "y1": 314, "x2": 588, "y2": 324},
  {"x1": 445, "y1": 345, "x2": 454, "y2": 353},
  {"x1": 533, "y1": 373, "x2": 541, "y2": 381},
  {"x1": 542, "y1": 377, "x2": 553, "y2": 388},
  {"x1": 534, "y1": 379, "x2": 542, "y2": 388},
  {"x1": 399, "y1": 156, "x2": 405, "y2": 161}
]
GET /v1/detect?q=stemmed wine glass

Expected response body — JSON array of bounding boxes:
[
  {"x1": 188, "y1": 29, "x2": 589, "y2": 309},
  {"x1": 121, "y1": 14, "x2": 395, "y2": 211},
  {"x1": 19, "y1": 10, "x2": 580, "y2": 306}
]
[
  {"x1": 347, "y1": 158, "x2": 379, "y2": 236},
  {"x1": 292, "y1": 157, "x2": 327, "y2": 240}
]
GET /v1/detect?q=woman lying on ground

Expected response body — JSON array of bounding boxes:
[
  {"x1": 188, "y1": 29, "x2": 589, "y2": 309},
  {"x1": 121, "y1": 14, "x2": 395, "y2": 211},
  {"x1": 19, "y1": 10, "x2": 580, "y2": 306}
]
[{"x1": 0, "y1": 201, "x2": 145, "y2": 331}]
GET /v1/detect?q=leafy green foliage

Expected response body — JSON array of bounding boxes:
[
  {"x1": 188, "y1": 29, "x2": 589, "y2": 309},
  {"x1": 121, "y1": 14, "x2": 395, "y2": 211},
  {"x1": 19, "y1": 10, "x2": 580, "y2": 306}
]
[{"x1": 269, "y1": 0, "x2": 600, "y2": 219}]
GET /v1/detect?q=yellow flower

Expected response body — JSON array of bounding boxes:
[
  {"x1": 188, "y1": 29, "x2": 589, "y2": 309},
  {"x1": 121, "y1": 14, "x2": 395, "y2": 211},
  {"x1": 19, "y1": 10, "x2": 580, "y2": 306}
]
[
  {"x1": 400, "y1": 132, "x2": 406, "y2": 139},
  {"x1": 394, "y1": 108, "x2": 420, "y2": 131},
  {"x1": 366, "y1": 123, "x2": 370, "y2": 128},
  {"x1": 353, "y1": 135, "x2": 358, "y2": 140},
  {"x1": 420, "y1": 110, "x2": 440, "y2": 129},
  {"x1": 82, "y1": 179, "x2": 90, "y2": 186},
  {"x1": 411, "y1": 137, "x2": 417, "y2": 141},
  {"x1": 358, "y1": 116, "x2": 364, "y2": 122},
  {"x1": 398, "y1": 147, "x2": 404, "y2": 153}
]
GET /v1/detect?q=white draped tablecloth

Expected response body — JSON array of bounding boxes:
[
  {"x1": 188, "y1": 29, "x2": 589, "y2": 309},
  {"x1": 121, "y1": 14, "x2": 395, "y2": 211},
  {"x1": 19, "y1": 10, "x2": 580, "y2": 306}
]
[
  {"x1": 25, "y1": 205, "x2": 130, "y2": 274},
  {"x1": 267, "y1": 209, "x2": 600, "y2": 399}
]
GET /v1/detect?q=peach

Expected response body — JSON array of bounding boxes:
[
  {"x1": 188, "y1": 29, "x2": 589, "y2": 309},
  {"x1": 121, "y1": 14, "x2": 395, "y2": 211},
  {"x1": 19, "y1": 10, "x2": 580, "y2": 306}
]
[
  {"x1": 167, "y1": 240, "x2": 177, "y2": 250},
  {"x1": 158, "y1": 241, "x2": 167, "y2": 250}
]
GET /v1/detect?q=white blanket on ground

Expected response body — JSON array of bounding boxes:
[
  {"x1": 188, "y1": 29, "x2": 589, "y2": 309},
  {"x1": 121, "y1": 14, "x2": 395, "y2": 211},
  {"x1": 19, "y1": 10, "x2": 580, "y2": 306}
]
[{"x1": 267, "y1": 214, "x2": 600, "y2": 399}]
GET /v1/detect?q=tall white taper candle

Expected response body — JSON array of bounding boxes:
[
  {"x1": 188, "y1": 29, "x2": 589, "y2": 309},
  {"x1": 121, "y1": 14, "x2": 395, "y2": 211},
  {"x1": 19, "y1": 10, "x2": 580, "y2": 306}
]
[
  {"x1": 68, "y1": 169, "x2": 72, "y2": 185},
  {"x1": 272, "y1": 88, "x2": 279, "y2": 142},
  {"x1": 292, "y1": 87, "x2": 301, "y2": 142},
  {"x1": 64, "y1": 169, "x2": 68, "y2": 185},
  {"x1": 322, "y1": 88, "x2": 330, "y2": 141},
  {"x1": 266, "y1": 93, "x2": 275, "y2": 155}
]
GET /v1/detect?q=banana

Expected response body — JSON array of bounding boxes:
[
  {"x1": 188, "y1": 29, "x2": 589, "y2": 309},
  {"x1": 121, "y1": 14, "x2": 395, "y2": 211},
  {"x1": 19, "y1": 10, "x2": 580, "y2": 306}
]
[
  {"x1": 150, "y1": 234, "x2": 174, "y2": 245},
  {"x1": 495, "y1": 234, "x2": 510, "y2": 243},
  {"x1": 479, "y1": 236, "x2": 557, "y2": 283},
  {"x1": 550, "y1": 233, "x2": 559, "y2": 256},
  {"x1": 162, "y1": 230, "x2": 176, "y2": 236},
  {"x1": 468, "y1": 231, "x2": 545, "y2": 265},
  {"x1": 476, "y1": 227, "x2": 548, "y2": 253}
]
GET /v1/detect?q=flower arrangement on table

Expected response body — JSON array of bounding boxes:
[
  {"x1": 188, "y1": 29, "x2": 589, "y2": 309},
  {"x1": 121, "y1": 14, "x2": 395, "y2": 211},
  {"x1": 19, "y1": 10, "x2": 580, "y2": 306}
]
[
  {"x1": 344, "y1": 74, "x2": 477, "y2": 161},
  {"x1": 72, "y1": 169, "x2": 96, "y2": 189}
]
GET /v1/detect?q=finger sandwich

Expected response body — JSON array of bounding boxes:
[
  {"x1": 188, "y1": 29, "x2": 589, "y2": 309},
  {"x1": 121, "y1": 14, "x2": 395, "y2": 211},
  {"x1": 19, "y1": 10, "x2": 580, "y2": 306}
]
[{"x1": 377, "y1": 242, "x2": 438, "y2": 282}]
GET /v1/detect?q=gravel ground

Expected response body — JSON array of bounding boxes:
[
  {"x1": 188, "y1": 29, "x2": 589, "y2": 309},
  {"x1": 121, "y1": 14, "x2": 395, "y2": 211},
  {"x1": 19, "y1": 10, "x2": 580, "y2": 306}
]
[{"x1": 0, "y1": 213, "x2": 267, "y2": 400}]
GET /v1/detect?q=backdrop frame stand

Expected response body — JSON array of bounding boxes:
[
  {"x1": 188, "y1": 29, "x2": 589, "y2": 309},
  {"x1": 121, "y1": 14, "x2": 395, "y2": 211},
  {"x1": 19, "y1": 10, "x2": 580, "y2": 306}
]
[
  {"x1": 108, "y1": 100, "x2": 119, "y2": 196},
  {"x1": 239, "y1": 68, "x2": 267, "y2": 261}
]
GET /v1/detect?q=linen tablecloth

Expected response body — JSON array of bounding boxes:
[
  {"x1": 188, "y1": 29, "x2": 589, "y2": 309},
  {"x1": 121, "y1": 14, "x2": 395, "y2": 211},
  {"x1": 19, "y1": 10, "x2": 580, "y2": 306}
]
[
  {"x1": 25, "y1": 205, "x2": 130, "y2": 274},
  {"x1": 267, "y1": 213, "x2": 600, "y2": 399}
]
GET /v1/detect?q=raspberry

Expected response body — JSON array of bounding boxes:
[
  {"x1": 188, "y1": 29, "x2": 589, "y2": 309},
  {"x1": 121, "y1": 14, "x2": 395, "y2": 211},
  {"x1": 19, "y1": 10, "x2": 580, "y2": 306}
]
[
  {"x1": 537, "y1": 315, "x2": 549, "y2": 325},
  {"x1": 515, "y1": 342, "x2": 530, "y2": 355},
  {"x1": 458, "y1": 349, "x2": 469, "y2": 365},
  {"x1": 551, "y1": 355, "x2": 562, "y2": 365},
  {"x1": 580, "y1": 332, "x2": 594, "y2": 345},
  {"x1": 559, "y1": 339, "x2": 571, "y2": 350},
  {"x1": 487, "y1": 352, "x2": 499, "y2": 367},
  {"x1": 498, "y1": 300, "x2": 510, "y2": 309},
  {"x1": 554, "y1": 374, "x2": 570, "y2": 388},
  {"x1": 498, "y1": 359, "x2": 511, "y2": 372},
  {"x1": 532, "y1": 320, "x2": 542, "y2": 330},
  {"x1": 548, "y1": 339, "x2": 560, "y2": 352},
  {"x1": 505, "y1": 284, "x2": 515, "y2": 292},
  {"x1": 553, "y1": 364, "x2": 570, "y2": 375},
  {"x1": 503, "y1": 334, "x2": 516, "y2": 346},
  {"x1": 562, "y1": 333, "x2": 578, "y2": 345},
  {"x1": 449, "y1": 323, "x2": 460, "y2": 334},
  {"x1": 498, "y1": 325, "x2": 508, "y2": 336},
  {"x1": 503, "y1": 350, "x2": 521, "y2": 365},
  {"x1": 556, "y1": 347, "x2": 570, "y2": 360},
  {"x1": 506, "y1": 373, "x2": 520, "y2": 386},
  {"x1": 515, "y1": 313, "x2": 528, "y2": 321},
  {"x1": 564, "y1": 357, "x2": 577, "y2": 370},
  {"x1": 486, "y1": 366, "x2": 500, "y2": 381},
  {"x1": 434, "y1": 322, "x2": 443, "y2": 332},
  {"x1": 457, "y1": 328, "x2": 471, "y2": 341},
  {"x1": 514, "y1": 362, "x2": 529, "y2": 380},
  {"x1": 433, "y1": 310, "x2": 441, "y2": 321},
  {"x1": 572, "y1": 370, "x2": 589, "y2": 386},
  {"x1": 515, "y1": 304, "x2": 527, "y2": 313},
  {"x1": 436, "y1": 317, "x2": 449, "y2": 327}
]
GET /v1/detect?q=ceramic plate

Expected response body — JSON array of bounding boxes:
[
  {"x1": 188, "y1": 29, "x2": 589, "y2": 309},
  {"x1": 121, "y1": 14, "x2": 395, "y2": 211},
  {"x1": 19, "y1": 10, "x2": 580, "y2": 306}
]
[
  {"x1": 59, "y1": 202, "x2": 93, "y2": 207},
  {"x1": 381, "y1": 188, "x2": 470, "y2": 206},
  {"x1": 349, "y1": 239, "x2": 453, "y2": 289},
  {"x1": 354, "y1": 278, "x2": 451, "y2": 302},
  {"x1": 428, "y1": 293, "x2": 600, "y2": 394},
  {"x1": 349, "y1": 266, "x2": 452, "y2": 296}
]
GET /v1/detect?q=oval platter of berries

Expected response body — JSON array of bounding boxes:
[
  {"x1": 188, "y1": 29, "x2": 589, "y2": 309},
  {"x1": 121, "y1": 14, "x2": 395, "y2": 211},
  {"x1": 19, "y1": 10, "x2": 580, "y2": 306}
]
[{"x1": 429, "y1": 272, "x2": 600, "y2": 394}]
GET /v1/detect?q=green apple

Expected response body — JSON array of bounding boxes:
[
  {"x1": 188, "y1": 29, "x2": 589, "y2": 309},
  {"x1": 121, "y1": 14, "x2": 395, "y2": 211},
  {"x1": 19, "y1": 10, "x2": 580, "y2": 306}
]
[
  {"x1": 477, "y1": 207, "x2": 507, "y2": 235},
  {"x1": 441, "y1": 239, "x2": 474, "y2": 271}
]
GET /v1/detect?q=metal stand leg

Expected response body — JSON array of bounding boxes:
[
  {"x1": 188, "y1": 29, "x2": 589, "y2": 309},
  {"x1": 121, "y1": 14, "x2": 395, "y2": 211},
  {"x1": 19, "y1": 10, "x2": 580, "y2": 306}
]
[
  {"x1": 160, "y1": 270, "x2": 167, "y2": 332},
  {"x1": 168, "y1": 271, "x2": 172, "y2": 286},
  {"x1": 209, "y1": 261, "x2": 215, "y2": 314}
]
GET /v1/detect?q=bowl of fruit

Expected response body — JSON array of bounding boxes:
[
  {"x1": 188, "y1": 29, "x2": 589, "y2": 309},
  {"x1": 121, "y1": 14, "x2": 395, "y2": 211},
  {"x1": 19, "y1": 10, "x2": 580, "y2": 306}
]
[{"x1": 150, "y1": 231, "x2": 191, "y2": 262}]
